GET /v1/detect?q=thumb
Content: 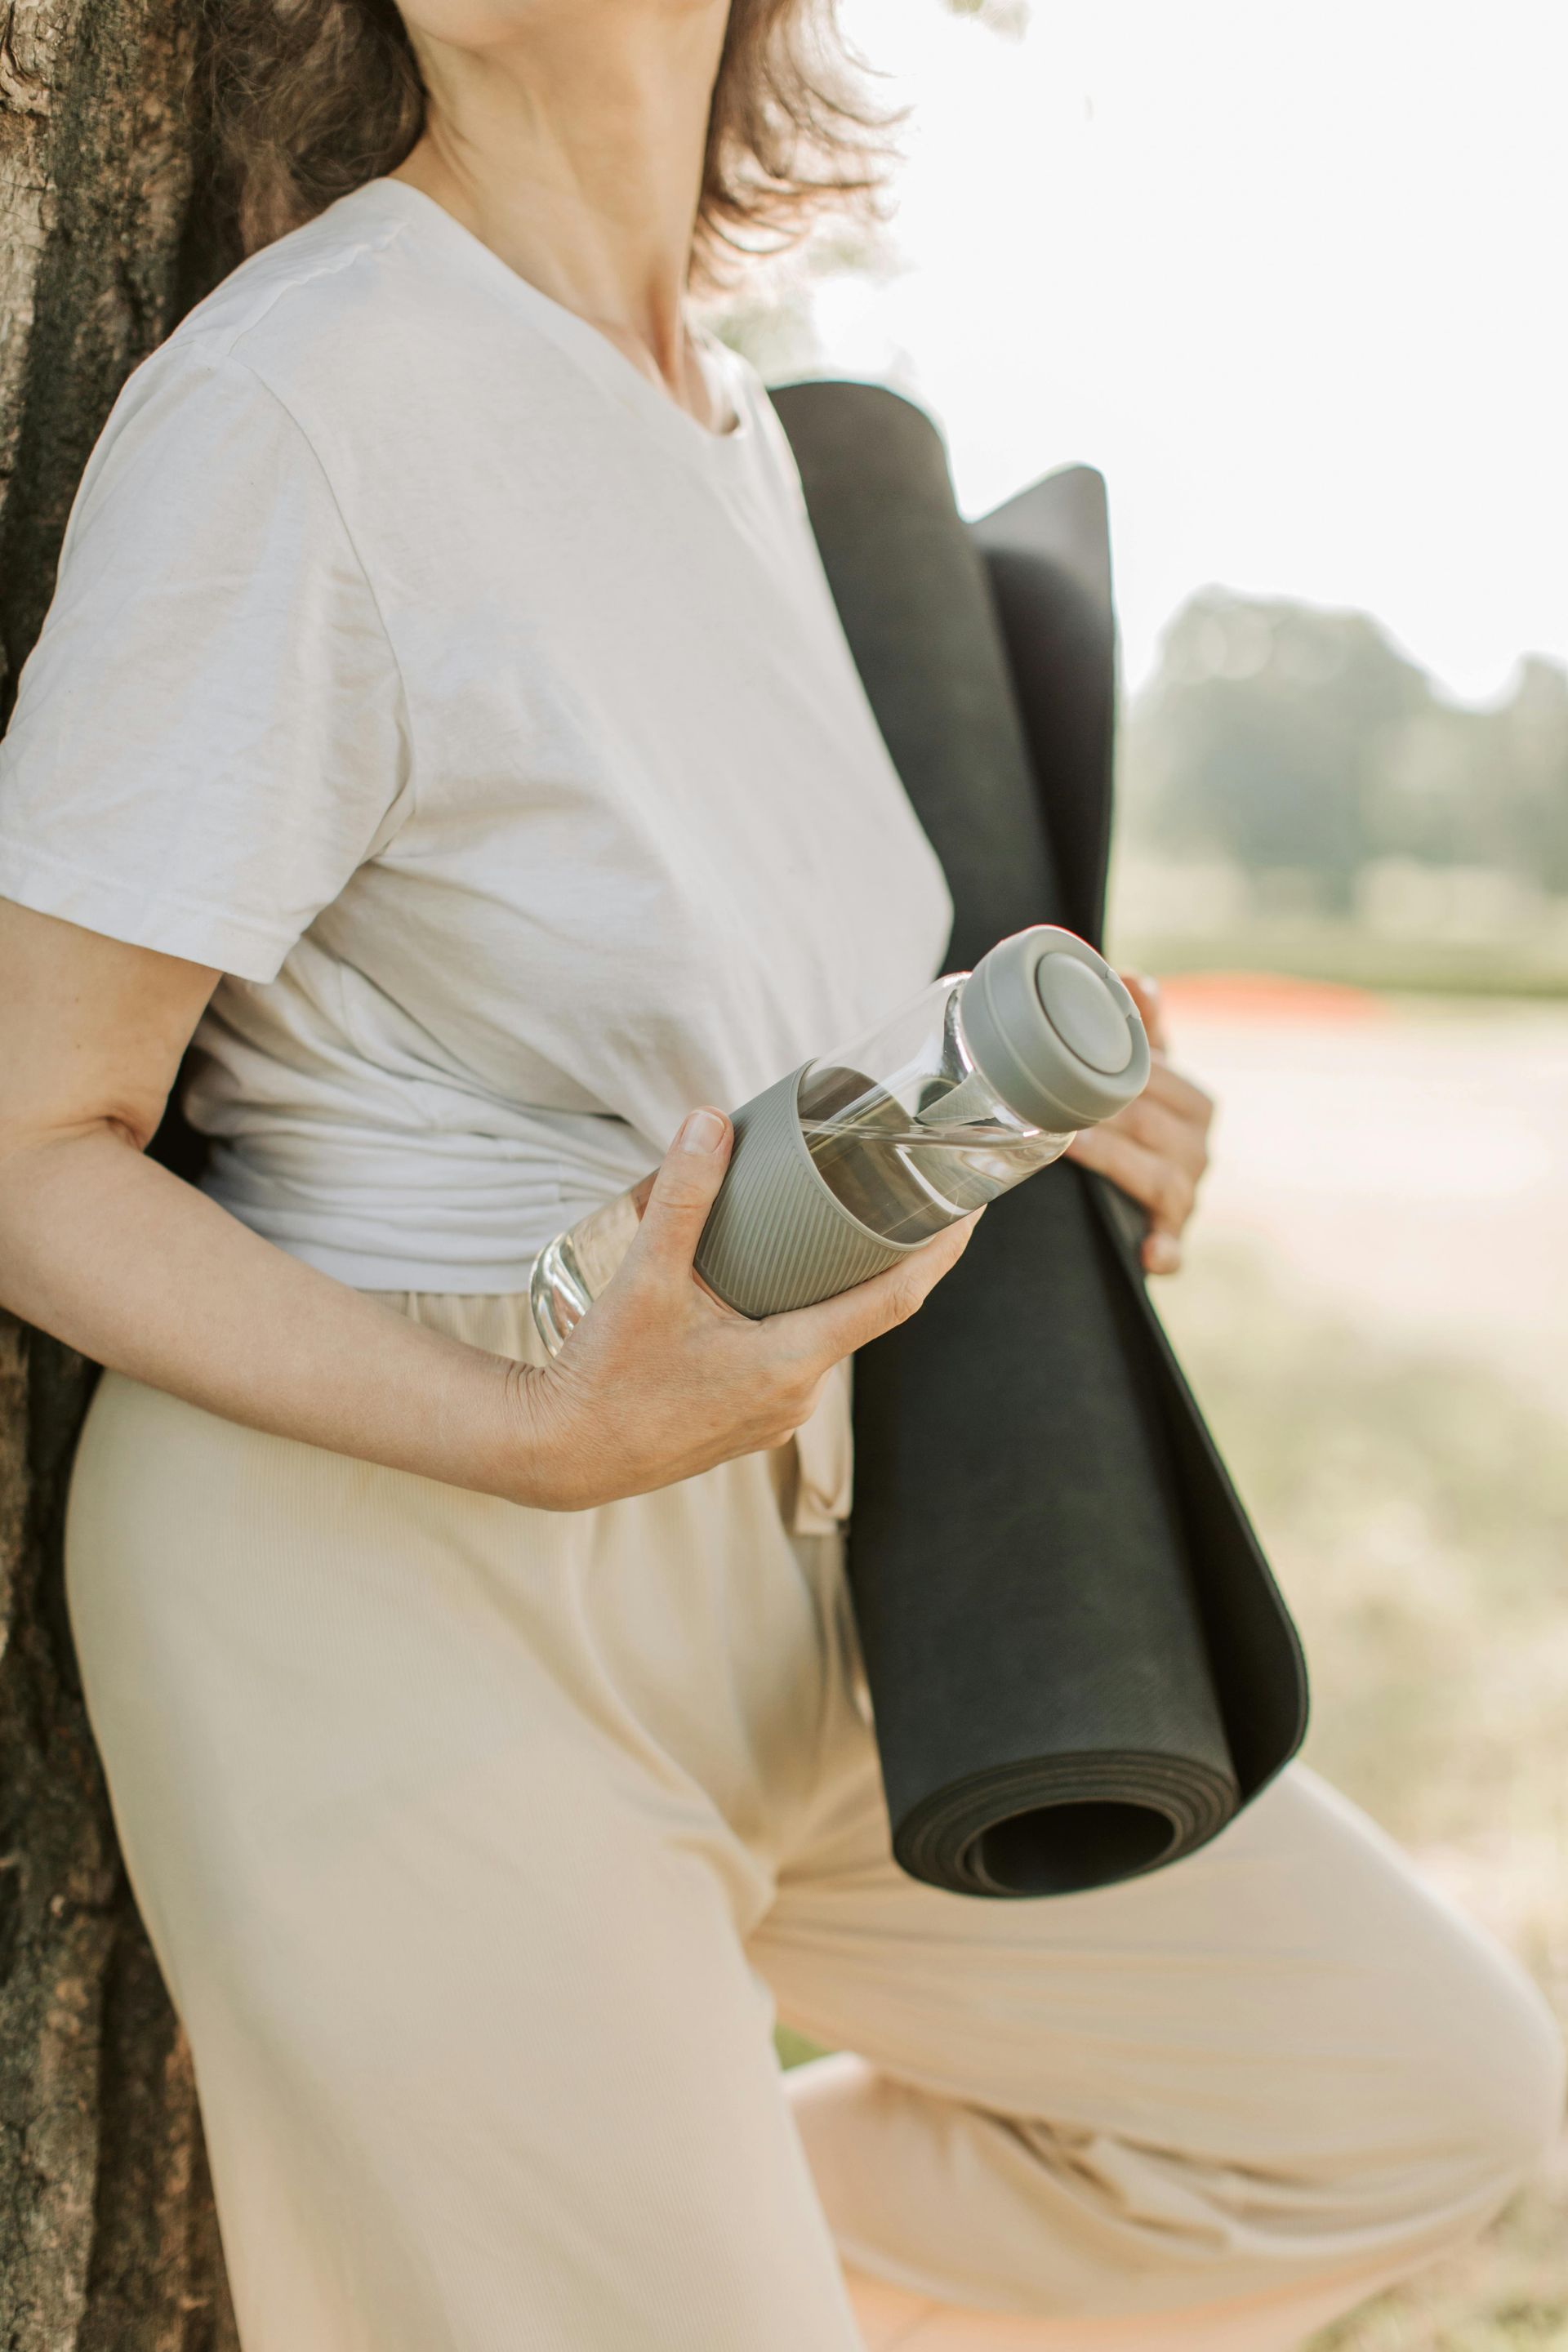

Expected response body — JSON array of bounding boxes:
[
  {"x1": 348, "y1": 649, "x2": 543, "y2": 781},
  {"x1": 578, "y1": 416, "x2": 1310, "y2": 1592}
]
[{"x1": 626, "y1": 1108, "x2": 733, "y2": 1276}]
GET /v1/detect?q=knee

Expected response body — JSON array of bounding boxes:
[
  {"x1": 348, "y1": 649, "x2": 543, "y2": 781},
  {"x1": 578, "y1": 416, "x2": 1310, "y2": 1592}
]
[
  {"x1": 1414, "y1": 1938, "x2": 1564, "y2": 2218},
  {"x1": 1476, "y1": 1975, "x2": 1564, "y2": 2189}
]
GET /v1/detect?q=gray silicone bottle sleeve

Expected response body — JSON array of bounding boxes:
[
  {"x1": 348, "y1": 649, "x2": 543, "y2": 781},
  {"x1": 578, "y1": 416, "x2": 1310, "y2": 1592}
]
[{"x1": 693, "y1": 1064, "x2": 920, "y2": 1319}]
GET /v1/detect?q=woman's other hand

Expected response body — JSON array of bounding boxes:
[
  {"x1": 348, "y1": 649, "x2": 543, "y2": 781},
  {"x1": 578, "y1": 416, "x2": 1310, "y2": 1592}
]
[
  {"x1": 514, "y1": 1108, "x2": 978, "y2": 1511},
  {"x1": 1064, "y1": 971, "x2": 1214, "y2": 1277}
]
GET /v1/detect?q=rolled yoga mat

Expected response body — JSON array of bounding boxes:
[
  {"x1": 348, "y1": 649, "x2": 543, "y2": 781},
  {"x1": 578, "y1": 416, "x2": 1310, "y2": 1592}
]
[
  {"x1": 770, "y1": 381, "x2": 1306, "y2": 1898},
  {"x1": 852, "y1": 1211, "x2": 1239, "y2": 1898}
]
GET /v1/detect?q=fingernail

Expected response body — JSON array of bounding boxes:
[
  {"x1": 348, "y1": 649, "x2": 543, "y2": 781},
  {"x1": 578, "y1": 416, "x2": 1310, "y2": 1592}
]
[{"x1": 678, "y1": 1108, "x2": 727, "y2": 1154}]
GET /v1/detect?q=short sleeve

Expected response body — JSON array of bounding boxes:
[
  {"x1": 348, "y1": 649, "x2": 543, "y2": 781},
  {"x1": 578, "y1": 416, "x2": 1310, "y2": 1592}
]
[{"x1": 0, "y1": 344, "x2": 412, "y2": 982}]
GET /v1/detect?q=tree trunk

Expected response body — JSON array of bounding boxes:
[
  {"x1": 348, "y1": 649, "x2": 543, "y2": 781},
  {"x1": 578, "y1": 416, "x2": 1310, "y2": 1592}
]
[{"x1": 1, "y1": 4, "x2": 238, "y2": 2341}]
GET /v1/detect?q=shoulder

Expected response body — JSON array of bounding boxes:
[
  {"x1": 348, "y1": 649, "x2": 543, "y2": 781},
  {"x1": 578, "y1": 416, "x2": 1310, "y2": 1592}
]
[
  {"x1": 86, "y1": 185, "x2": 452, "y2": 472},
  {"x1": 161, "y1": 181, "x2": 435, "y2": 396},
  {"x1": 174, "y1": 181, "x2": 409, "y2": 350},
  {"x1": 63, "y1": 185, "x2": 443, "y2": 543}
]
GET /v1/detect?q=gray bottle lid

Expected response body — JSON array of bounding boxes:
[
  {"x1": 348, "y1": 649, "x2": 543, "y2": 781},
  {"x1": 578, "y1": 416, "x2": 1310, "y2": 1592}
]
[{"x1": 958, "y1": 925, "x2": 1151, "y2": 1132}]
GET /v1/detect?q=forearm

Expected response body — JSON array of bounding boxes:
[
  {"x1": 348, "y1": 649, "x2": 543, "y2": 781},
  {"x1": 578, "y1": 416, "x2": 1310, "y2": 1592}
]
[{"x1": 0, "y1": 1125, "x2": 530, "y2": 1499}]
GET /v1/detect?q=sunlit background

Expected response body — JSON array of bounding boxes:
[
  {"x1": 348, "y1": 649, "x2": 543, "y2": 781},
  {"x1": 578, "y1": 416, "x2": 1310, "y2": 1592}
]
[{"x1": 715, "y1": 5, "x2": 1568, "y2": 2342}]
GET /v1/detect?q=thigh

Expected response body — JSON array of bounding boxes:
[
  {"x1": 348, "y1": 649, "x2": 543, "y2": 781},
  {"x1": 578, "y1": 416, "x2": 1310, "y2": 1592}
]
[{"x1": 65, "y1": 1370, "x2": 862, "y2": 2352}]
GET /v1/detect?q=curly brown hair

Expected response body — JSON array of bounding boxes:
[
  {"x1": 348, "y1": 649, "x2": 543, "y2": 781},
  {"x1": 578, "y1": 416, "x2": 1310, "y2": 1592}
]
[{"x1": 201, "y1": 0, "x2": 890, "y2": 287}]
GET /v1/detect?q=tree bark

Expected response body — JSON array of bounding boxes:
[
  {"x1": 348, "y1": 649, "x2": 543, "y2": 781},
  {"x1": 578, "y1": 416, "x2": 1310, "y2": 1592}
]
[{"x1": 1, "y1": 3, "x2": 238, "y2": 2341}]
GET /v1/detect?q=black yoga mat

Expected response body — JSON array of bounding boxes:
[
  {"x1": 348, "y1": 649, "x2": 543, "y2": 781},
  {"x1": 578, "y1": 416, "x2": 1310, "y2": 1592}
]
[
  {"x1": 858, "y1": 1200, "x2": 1239, "y2": 1897},
  {"x1": 771, "y1": 381, "x2": 1307, "y2": 1899}
]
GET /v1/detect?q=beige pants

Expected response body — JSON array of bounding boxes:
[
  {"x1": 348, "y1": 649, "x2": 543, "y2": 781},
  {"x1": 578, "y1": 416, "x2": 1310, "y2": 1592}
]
[{"x1": 64, "y1": 1290, "x2": 1561, "y2": 2352}]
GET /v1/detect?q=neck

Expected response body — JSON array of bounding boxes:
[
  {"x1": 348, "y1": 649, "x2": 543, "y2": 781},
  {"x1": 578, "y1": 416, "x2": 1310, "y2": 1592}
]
[{"x1": 390, "y1": 4, "x2": 731, "y2": 416}]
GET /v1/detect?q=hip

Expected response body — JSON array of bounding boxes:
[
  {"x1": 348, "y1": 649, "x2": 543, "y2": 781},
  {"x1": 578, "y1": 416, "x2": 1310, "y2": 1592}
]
[{"x1": 62, "y1": 1294, "x2": 861, "y2": 1892}]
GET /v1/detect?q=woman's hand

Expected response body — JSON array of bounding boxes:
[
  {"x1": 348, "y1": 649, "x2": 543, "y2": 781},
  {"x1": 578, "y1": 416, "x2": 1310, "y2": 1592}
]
[
  {"x1": 1064, "y1": 972, "x2": 1214, "y2": 1277},
  {"x1": 511, "y1": 1108, "x2": 979, "y2": 1511}
]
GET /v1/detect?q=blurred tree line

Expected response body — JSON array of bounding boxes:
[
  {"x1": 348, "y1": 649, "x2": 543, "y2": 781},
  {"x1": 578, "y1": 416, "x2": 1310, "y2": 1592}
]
[{"x1": 1120, "y1": 591, "x2": 1568, "y2": 915}]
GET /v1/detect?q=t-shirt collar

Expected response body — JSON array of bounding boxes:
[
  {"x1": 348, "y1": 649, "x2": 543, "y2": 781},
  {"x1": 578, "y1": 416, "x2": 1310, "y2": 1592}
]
[{"x1": 349, "y1": 176, "x2": 755, "y2": 470}]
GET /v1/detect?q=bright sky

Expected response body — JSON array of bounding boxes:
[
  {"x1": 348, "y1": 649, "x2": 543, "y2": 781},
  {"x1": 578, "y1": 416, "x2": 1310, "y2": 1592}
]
[{"x1": 800, "y1": 0, "x2": 1567, "y2": 702}]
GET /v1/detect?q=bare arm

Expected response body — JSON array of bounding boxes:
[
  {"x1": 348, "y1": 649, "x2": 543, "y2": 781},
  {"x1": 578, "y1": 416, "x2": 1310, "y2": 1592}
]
[{"x1": 0, "y1": 901, "x2": 974, "y2": 1509}]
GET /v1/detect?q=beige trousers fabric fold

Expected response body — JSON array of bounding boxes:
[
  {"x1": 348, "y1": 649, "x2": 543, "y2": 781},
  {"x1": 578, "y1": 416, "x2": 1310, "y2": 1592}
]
[{"x1": 64, "y1": 1290, "x2": 1562, "y2": 2352}]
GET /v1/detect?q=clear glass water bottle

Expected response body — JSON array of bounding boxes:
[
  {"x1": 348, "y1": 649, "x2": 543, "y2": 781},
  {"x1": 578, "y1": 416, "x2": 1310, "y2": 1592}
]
[{"x1": 529, "y1": 924, "x2": 1150, "y2": 1353}]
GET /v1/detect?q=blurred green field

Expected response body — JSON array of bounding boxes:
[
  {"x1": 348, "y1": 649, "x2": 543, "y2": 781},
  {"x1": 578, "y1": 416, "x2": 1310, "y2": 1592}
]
[
  {"x1": 1168, "y1": 1242, "x2": 1568, "y2": 2350},
  {"x1": 777, "y1": 1003, "x2": 1568, "y2": 2347}
]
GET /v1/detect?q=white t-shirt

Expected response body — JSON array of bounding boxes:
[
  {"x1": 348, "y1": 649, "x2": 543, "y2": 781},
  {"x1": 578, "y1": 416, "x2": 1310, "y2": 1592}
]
[{"x1": 0, "y1": 176, "x2": 953, "y2": 1289}]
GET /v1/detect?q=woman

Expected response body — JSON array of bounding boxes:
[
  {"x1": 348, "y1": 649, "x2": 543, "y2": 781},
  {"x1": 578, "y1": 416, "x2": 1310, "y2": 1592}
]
[{"x1": 0, "y1": 4, "x2": 1558, "y2": 2346}]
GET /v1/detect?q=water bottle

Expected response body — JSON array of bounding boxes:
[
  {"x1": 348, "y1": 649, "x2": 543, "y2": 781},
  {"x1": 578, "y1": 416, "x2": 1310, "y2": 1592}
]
[{"x1": 529, "y1": 924, "x2": 1150, "y2": 1354}]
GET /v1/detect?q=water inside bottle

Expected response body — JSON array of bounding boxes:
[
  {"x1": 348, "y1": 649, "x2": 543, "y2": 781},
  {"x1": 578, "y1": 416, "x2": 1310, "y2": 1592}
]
[{"x1": 797, "y1": 1062, "x2": 1070, "y2": 1245}]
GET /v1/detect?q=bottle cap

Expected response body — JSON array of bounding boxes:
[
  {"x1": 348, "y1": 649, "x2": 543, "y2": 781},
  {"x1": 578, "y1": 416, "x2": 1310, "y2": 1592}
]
[{"x1": 958, "y1": 926, "x2": 1151, "y2": 1132}]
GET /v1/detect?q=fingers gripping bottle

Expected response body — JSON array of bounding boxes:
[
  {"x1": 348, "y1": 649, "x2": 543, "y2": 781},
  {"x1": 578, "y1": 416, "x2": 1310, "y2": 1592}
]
[{"x1": 529, "y1": 924, "x2": 1151, "y2": 1355}]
